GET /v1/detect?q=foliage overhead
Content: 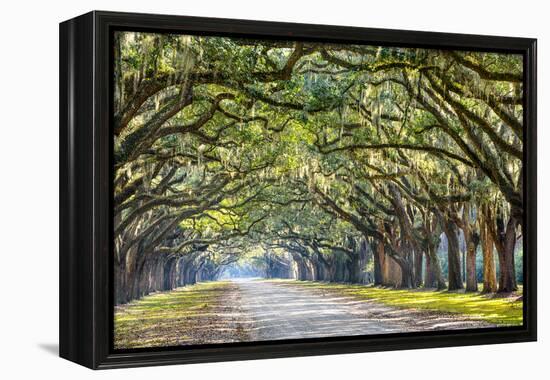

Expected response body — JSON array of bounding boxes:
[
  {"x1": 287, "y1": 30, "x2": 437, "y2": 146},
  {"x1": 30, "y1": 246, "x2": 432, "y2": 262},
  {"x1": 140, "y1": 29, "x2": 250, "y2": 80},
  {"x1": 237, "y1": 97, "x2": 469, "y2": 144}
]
[{"x1": 113, "y1": 31, "x2": 523, "y2": 302}]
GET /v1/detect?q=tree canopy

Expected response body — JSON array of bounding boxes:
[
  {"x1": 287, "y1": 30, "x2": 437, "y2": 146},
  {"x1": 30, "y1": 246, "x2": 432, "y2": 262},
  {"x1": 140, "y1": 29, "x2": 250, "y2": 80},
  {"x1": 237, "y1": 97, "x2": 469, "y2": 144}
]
[{"x1": 113, "y1": 31, "x2": 523, "y2": 304}]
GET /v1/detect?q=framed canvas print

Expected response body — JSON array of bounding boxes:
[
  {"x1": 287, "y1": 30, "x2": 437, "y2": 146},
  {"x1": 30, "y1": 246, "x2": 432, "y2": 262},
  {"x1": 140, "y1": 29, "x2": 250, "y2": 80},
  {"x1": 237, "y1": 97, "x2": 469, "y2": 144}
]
[{"x1": 59, "y1": 11, "x2": 537, "y2": 369}]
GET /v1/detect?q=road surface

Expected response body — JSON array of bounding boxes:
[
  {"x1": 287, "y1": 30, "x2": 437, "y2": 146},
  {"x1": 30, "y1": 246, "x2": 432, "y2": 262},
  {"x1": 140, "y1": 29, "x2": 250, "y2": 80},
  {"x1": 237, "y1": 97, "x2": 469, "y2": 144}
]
[
  {"x1": 114, "y1": 279, "x2": 496, "y2": 348},
  {"x1": 231, "y1": 279, "x2": 494, "y2": 342}
]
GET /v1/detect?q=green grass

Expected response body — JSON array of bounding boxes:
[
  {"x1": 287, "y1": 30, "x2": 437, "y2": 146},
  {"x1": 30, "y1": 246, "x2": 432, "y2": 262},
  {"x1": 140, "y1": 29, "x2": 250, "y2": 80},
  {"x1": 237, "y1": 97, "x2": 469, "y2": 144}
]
[
  {"x1": 284, "y1": 280, "x2": 523, "y2": 326},
  {"x1": 114, "y1": 281, "x2": 230, "y2": 349}
]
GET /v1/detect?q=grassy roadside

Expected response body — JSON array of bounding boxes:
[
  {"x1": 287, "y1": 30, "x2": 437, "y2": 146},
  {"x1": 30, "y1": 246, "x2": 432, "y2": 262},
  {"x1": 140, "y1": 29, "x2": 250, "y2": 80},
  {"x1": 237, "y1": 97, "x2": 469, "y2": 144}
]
[
  {"x1": 281, "y1": 280, "x2": 523, "y2": 326},
  {"x1": 114, "y1": 281, "x2": 234, "y2": 349}
]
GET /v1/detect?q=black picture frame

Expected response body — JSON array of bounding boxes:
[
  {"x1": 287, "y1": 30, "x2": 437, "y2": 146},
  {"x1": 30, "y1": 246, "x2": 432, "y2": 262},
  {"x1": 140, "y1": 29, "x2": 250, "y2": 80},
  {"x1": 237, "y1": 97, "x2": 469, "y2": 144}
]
[{"x1": 59, "y1": 10, "x2": 537, "y2": 369}]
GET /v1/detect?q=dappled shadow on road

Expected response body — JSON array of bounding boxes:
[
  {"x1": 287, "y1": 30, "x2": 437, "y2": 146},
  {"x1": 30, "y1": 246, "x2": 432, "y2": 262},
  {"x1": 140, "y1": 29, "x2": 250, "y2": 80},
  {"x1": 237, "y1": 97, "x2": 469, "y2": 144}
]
[
  {"x1": 114, "y1": 281, "x2": 253, "y2": 349},
  {"x1": 114, "y1": 279, "x2": 497, "y2": 348},
  {"x1": 234, "y1": 280, "x2": 495, "y2": 342}
]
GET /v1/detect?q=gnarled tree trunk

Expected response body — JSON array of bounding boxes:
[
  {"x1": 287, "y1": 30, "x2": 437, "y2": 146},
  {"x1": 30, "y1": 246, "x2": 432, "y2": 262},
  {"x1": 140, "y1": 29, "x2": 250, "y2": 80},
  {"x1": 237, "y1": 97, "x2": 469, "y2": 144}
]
[
  {"x1": 443, "y1": 218, "x2": 463, "y2": 290},
  {"x1": 492, "y1": 207, "x2": 519, "y2": 293}
]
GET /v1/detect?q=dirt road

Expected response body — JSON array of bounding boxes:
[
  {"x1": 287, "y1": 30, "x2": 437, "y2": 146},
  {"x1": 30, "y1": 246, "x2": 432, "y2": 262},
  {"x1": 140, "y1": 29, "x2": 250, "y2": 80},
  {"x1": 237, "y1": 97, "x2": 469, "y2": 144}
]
[{"x1": 232, "y1": 279, "x2": 494, "y2": 342}]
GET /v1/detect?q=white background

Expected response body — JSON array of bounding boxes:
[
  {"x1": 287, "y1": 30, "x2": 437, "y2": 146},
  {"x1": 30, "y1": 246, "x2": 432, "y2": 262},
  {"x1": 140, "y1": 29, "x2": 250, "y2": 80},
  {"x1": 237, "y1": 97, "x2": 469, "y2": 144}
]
[{"x1": 0, "y1": 0, "x2": 547, "y2": 378}]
